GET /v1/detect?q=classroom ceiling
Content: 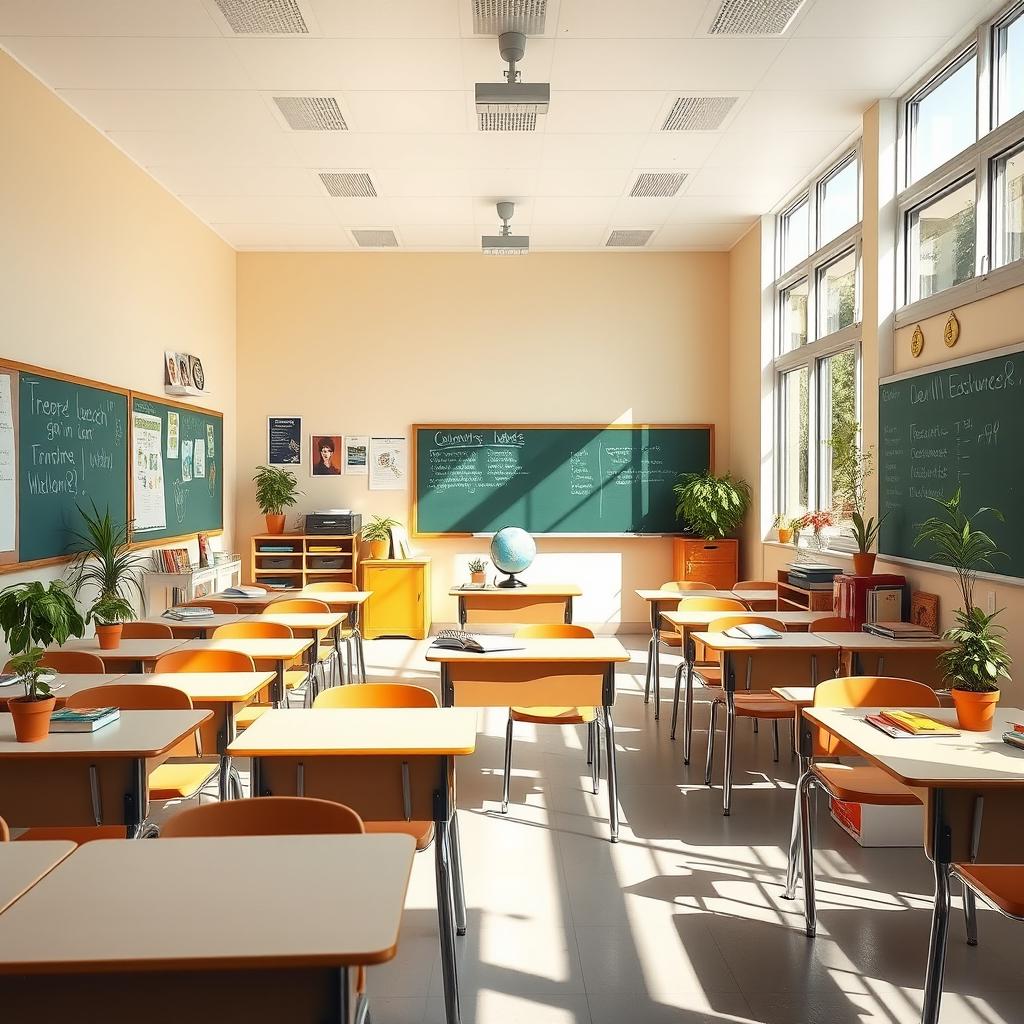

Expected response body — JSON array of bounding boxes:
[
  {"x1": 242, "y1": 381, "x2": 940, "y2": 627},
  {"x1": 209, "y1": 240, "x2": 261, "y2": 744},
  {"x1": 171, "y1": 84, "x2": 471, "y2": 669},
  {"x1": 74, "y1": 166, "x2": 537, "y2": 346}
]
[{"x1": 0, "y1": 0, "x2": 995, "y2": 253}]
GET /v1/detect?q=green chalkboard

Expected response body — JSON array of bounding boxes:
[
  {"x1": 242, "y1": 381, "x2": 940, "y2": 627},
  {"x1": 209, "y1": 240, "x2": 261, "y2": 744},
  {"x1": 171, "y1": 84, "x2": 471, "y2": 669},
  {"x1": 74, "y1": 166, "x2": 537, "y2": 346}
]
[
  {"x1": 413, "y1": 424, "x2": 713, "y2": 535},
  {"x1": 15, "y1": 370, "x2": 128, "y2": 564},
  {"x1": 879, "y1": 348, "x2": 1024, "y2": 579},
  {"x1": 130, "y1": 396, "x2": 223, "y2": 543}
]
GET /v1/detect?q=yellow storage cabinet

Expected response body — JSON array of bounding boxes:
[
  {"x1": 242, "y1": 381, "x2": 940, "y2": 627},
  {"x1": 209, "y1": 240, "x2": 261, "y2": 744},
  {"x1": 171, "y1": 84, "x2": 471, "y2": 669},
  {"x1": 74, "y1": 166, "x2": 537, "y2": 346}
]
[{"x1": 362, "y1": 557, "x2": 431, "y2": 639}]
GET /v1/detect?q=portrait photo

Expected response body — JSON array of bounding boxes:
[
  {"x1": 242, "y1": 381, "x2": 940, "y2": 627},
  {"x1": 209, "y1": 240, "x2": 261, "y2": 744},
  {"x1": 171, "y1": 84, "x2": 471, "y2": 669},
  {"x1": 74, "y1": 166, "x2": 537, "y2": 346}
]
[{"x1": 311, "y1": 434, "x2": 342, "y2": 476}]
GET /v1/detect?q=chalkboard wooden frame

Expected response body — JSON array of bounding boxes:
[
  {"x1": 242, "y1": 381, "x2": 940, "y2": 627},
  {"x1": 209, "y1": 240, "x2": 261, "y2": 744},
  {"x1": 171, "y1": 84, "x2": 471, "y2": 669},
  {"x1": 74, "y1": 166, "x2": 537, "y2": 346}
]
[
  {"x1": 0, "y1": 358, "x2": 130, "y2": 574},
  {"x1": 128, "y1": 391, "x2": 225, "y2": 549},
  {"x1": 411, "y1": 422, "x2": 715, "y2": 538}
]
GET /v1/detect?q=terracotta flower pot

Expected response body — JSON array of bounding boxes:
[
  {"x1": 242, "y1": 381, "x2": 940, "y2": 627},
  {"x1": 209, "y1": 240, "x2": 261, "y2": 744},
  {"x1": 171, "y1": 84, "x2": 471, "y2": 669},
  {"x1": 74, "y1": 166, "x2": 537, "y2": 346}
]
[
  {"x1": 265, "y1": 514, "x2": 286, "y2": 535},
  {"x1": 777, "y1": 528, "x2": 793, "y2": 544},
  {"x1": 95, "y1": 622, "x2": 123, "y2": 650},
  {"x1": 470, "y1": 571, "x2": 486, "y2": 585},
  {"x1": 852, "y1": 552, "x2": 877, "y2": 576},
  {"x1": 368, "y1": 538, "x2": 390, "y2": 560},
  {"x1": 951, "y1": 688, "x2": 1001, "y2": 732},
  {"x1": 9, "y1": 695, "x2": 56, "y2": 742}
]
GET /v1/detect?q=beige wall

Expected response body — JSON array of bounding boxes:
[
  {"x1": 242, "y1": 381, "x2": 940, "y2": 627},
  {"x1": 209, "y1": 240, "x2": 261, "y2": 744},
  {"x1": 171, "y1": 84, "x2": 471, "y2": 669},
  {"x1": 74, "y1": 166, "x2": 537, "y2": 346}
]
[
  {"x1": 235, "y1": 251, "x2": 731, "y2": 629},
  {"x1": 0, "y1": 51, "x2": 236, "y2": 655}
]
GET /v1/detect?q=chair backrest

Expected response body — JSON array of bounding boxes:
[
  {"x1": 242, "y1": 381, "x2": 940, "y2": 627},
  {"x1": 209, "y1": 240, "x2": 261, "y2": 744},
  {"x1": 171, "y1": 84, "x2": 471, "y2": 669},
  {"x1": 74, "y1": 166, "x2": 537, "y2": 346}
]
[
  {"x1": 735, "y1": 580, "x2": 776, "y2": 591},
  {"x1": 0, "y1": 816, "x2": 8, "y2": 842},
  {"x1": 677, "y1": 597, "x2": 747, "y2": 613},
  {"x1": 313, "y1": 683, "x2": 439, "y2": 709},
  {"x1": 264, "y1": 599, "x2": 330, "y2": 614},
  {"x1": 120, "y1": 622, "x2": 175, "y2": 639},
  {"x1": 303, "y1": 582, "x2": 358, "y2": 593},
  {"x1": 37, "y1": 651, "x2": 106, "y2": 674},
  {"x1": 514, "y1": 624, "x2": 596, "y2": 639},
  {"x1": 153, "y1": 650, "x2": 256, "y2": 674},
  {"x1": 212, "y1": 621, "x2": 293, "y2": 640},
  {"x1": 187, "y1": 600, "x2": 238, "y2": 614},
  {"x1": 707, "y1": 616, "x2": 787, "y2": 633},
  {"x1": 808, "y1": 616, "x2": 858, "y2": 633},
  {"x1": 66, "y1": 683, "x2": 199, "y2": 757},
  {"x1": 241, "y1": 583, "x2": 270, "y2": 591},
  {"x1": 161, "y1": 796, "x2": 364, "y2": 838},
  {"x1": 811, "y1": 676, "x2": 941, "y2": 756},
  {"x1": 661, "y1": 580, "x2": 715, "y2": 592}
]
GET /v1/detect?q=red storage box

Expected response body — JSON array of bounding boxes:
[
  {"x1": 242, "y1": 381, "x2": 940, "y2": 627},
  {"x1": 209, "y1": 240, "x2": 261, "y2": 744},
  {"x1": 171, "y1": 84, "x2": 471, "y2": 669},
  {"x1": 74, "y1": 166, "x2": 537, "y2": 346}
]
[{"x1": 833, "y1": 573, "x2": 907, "y2": 629}]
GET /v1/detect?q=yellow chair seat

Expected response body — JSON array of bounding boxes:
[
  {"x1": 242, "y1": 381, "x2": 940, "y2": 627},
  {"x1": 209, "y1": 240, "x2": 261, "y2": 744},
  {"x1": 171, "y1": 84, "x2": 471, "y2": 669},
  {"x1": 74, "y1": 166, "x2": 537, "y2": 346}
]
[
  {"x1": 235, "y1": 704, "x2": 270, "y2": 731},
  {"x1": 812, "y1": 763, "x2": 920, "y2": 806},
  {"x1": 149, "y1": 762, "x2": 218, "y2": 801},
  {"x1": 694, "y1": 664, "x2": 722, "y2": 685},
  {"x1": 365, "y1": 820, "x2": 434, "y2": 851},
  {"x1": 658, "y1": 630, "x2": 682, "y2": 647},
  {"x1": 730, "y1": 693, "x2": 791, "y2": 718},
  {"x1": 510, "y1": 706, "x2": 597, "y2": 726},
  {"x1": 284, "y1": 669, "x2": 310, "y2": 690}
]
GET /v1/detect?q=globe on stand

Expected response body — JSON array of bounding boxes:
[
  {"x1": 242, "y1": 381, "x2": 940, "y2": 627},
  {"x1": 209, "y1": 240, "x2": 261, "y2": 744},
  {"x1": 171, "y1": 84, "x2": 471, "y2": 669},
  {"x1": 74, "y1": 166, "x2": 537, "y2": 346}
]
[{"x1": 489, "y1": 527, "x2": 536, "y2": 589}]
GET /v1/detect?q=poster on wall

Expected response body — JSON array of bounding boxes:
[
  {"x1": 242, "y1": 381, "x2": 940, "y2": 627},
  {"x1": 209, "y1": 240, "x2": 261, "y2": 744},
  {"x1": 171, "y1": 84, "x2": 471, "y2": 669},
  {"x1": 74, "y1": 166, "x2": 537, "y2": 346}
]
[
  {"x1": 268, "y1": 416, "x2": 302, "y2": 465},
  {"x1": 166, "y1": 411, "x2": 179, "y2": 459},
  {"x1": 131, "y1": 411, "x2": 166, "y2": 533},
  {"x1": 0, "y1": 374, "x2": 16, "y2": 552},
  {"x1": 368, "y1": 436, "x2": 407, "y2": 491},
  {"x1": 193, "y1": 437, "x2": 206, "y2": 479},
  {"x1": 344, "y1": 435, "x2": 368, "y2": 475},
  {"x1": 181, "y1": 439, "x2": 193, "y2": 482},
  {"x1": 311, "y1": 434, "x2": 342, "y2": 476}
]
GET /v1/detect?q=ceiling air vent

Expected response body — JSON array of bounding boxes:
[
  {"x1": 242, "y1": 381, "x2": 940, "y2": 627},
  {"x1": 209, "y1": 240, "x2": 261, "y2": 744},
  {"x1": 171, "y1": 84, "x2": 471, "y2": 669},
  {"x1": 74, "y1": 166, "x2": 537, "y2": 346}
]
[
  {"x1": 213, "y1": 0, "x2": 309, "y2": 34},
  {"x1": 661, "y1": 96, "x2": 737, "y2": 131},
  {"x1": 274, "y1": 96, "x2": 347, "y2": 131},
  {"x1": 606, "y1": 230, "x2": 653, "y2": 248},
  {"x1": 708, "y1": 0, "x2": 804, "y2": 35},
  {"x1": 320, "y1": 172, "x2": 377, "y2": 198},
  {"x1": 478, "y1": 110, "x2": 537, "y2": 131},
  {"x1": 472, "y1": 0, "x2": 547, "y2": 35},
  {"x1": 630, "y1": 172, "x2": 688, "y2": 198},
  {"x1": 353, "y1": 229, "x2": 398, "y2": 248}
]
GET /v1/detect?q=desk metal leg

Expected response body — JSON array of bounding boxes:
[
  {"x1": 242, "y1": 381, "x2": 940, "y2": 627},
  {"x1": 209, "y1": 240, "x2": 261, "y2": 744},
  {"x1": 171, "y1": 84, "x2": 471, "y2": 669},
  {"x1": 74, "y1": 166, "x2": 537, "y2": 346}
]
[
  {"x1": 921, "y1": 791, "x2": 952, "y2": 1024},
  {"x1": 450, "y1": 812, "x2": 468, "y2": 937},
  {"x1": 643, "y1": 603, "x2": 658, "y2": 705},
  {"x1": 652, "y1": 631, "x2": 661, "y2": 721},
  {"x1": 458, "y1": 597, "x2": 466, "y2": 630},
  {"x1": 218, "y1": 754, "x2": 232, "y2": 801},
  {"x1": 783, "y1": 753, "x2": 808, "y2": 899},
  {"x1": 603, "y1": 705, "x2": 620, "y2": 843},
  {"x1": 670, "y1": 663, "x2": 684, "y2": 740},
  {"x1": 356, "y1": 631, "x2": 367, "y2": 682},
  {"x1": 338, "y1": 966, "x2": 352, "y2": 1024},
  {"x1": 565, "y1": 596, "x2": 573, "y2": 624},
  {"x1": 273, "y1": 662, "x2": 285, "y2": 709},
  {"x1": 435, "y1": 815, "x2": 461, "y2": 1024},
  {"x1": 723, "y1": 689, "x2": 736, "y2": 816},
  {"x1": 683, "y1": 645, "x2": 696, "y2": 765}
]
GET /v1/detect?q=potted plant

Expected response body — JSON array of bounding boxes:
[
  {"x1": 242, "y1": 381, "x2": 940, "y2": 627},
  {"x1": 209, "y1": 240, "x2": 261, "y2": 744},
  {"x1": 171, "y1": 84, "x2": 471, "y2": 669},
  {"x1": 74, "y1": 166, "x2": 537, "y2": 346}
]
[
  {"x1": 363, "y1": 515, "x2": 399, "y2": 560},
  {"x1": 795, "y1": 509, "x2": 833, "y2": 552},
  {"x1": 914, "y1": 488, "x2": 1011, "y2": 731},
  {"x1": 673, "y1": 470, "x2": 752, "y2": 540},
  {"x1": 253, "y1": 465, "x2": 301, "y2": 535},
  {"x1": 0, "y1": 580, "x2": 85, "y2": 741},
  {"x1": 773, "y1": 514, "x2": 799, "y2": 545},
  {"x1": 851, "y1": 510, "x2": 888, "y2": 576},
  {"x1": 468, "y1": 557, "x2": 488, "y2": 585},
  {"x1": 69, "y1": 501, "x2": 145, "y2": 650}
]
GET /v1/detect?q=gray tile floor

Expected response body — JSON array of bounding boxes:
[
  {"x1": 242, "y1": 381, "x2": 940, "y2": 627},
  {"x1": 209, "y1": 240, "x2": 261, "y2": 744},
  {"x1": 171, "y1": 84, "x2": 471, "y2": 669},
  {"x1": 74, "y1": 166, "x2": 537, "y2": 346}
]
[{"x1": 355, "y1": 637, "x2": 1018, "y2": 1024}]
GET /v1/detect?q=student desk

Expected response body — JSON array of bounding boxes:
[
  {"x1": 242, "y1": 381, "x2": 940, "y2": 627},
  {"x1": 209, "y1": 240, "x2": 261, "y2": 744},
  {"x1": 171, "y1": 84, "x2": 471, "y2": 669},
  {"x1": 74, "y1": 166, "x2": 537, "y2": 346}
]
[
  {"x1": 183, "y1": 637, "x2": 313, "y2": 708},
  {"x1": 54, "y1": 637, "x2": 187, "y2": 672},
  {"x1": 817, "y1": 631, "x2": 953, "y2": 682},
  {"x1": 135, "y1": 613, "x2": 254, "y2": 639},
  {"x1": 663, "y1": 610, "x2": 832, "y2": 763},
  {"x1": 0, "y1": 709, "x2": 210, "y2": 835},
  {"x1": 0, "y1": 833, "x2": 415, "y2": 1023},
  {"x1": 256, "y1": 611, "x2": 347, "y2": 698},
  {"x1": 0, "y1": 840, "x2": 75, "y2": 913},
  {"x1": 425, "y1": 638, "x2": 629, "y2": 842},
  {"x1": 207, "y1": 590, "x2": 280, "y2": 611},
  {"x1": 294, "y1": 590, "x2": 371, "y2": 683},
  {"x1": 802, "y1": 706, "x2": 1024, "y2": 1024},
  {"x1": 449, "y1": 584, "x2": 582, "y2": 629},
  {"x1": 733, "y1": 588, "x2": 778, "y2": 611},
  {"x1": 0, "y1": 673, "x2": 124, "y2": 709},
  {"x1": 228, "y1": 707, "x2": 477, "y2": 1024}
]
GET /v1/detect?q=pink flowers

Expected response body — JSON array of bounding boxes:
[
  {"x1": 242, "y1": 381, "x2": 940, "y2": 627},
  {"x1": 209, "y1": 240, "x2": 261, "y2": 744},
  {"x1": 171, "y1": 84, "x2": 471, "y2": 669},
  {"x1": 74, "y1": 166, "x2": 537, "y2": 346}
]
[{"x1": 797, "y1": 510, "x2": 834, "y2": 531}]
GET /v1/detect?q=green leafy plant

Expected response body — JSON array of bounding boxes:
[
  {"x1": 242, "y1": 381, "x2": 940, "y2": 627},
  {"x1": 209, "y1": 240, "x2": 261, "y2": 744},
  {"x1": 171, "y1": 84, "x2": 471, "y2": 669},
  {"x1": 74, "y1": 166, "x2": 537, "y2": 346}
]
[
  {"x1": 68, "y1": 501, "x2": 145, "y2": 625},
  {"x1": 362, "y1": 515, "x2": 400, "y2": 543},
  {"x1": 468, "y1": 557, "x2": 487, "y2": 573},
  {"x1": 253, "y1": 465, "x2": 301, "y2": 516},
  {"x1": 851, "y1": 510, "x2": 888, "y2": 554},
  {"x1": 673, "y1": 471, "x2": 752, "y2": 540},
  {"x1": 772, "y1": 513, "x2": 801, "y2": 531},
  {"x1": 0, "y1": 580, "x2": 85, "y2": 699},
  {"x1": 828, "y1": 418, "x2": 873, "y2": 518},
  {"x1": 914, "y1": 488, "x2": 1010, "y2": 692}
]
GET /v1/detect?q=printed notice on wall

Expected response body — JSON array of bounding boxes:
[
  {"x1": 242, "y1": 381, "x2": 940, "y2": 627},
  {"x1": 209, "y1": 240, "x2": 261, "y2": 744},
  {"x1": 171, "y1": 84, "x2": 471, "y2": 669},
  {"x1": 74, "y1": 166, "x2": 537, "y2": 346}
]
[
  {"x1": 369, "y1": 436, "x2": 407, "y2": 491},
  {"x1": 344, "y1": 435, "x2": 368, "y2": 475},
  {"x1": 132, "y1": 411, "x2": 166, "y2": 532},
  {"x1": 268, "y1": 416, "x2": 301, "y2": 465},
  {"x1": 0, "y1": 375, "x2": 15, "y2": 552},
  {"x1": 193, "y1": 437, "x2": 206, "y2": 479},
  {"x1": 166, "y1": 411, "x2": 179, "y2": 459}
]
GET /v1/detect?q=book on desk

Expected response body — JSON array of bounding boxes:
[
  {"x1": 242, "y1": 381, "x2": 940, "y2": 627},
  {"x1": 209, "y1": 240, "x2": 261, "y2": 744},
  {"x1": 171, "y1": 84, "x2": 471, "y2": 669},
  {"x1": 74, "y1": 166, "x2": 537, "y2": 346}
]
[
  {"x1": 49, "y1": 706, "x2": 120, "y2": 733},
  {"x1": 430, "y1": 630, "x2": 524, "y2": 654}
]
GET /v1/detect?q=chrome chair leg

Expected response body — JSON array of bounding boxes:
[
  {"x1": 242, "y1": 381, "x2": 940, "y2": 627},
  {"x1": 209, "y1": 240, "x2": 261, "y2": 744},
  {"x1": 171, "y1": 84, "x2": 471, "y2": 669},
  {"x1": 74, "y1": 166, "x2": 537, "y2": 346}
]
[
  {"x1": 449, "y1": 813, "x2": 468, "y2": 937},
  {"x1": 963, "y1": 884, "x2": 978, "y2": 947},
  {"x1": 723, "y1": 691, "x2": 736, "y2": 816},
  {"x1": 704, "y1": 698, "x2": 720, "y2": 786},
  {"x1": 586, "y1": 719, "x2": 594, "y2": 765},
  {"x1": 643, "y1": 637, "x2": 654, "y2": 704},
  {"x1": 771, "y1": 719, "x2": 780, "y2": 763},
  {"x1": 501, "y1": 713, "x2": 514, "y2": 814},
  {"x1": 783, "y1": 778, "x2": 803, "y2": 899},
  {"x1": 670, "y1": 662, "x2": 685, "y2": 740},
  {"x1": 921, "y1": 858, "x2": 953, "y2": 1024},
  {"x1": 229, "y1": 763, "x2": 244, "y2": 800},
  {"x1": 798, "y1": 770, "x2": 818, "y2": 937},
  {"x1": 589, "y1": 720, "x2": 600, "y2": 795},
  {"x1": 345, "y1": 637, "x2": 355, "y2": 684}
]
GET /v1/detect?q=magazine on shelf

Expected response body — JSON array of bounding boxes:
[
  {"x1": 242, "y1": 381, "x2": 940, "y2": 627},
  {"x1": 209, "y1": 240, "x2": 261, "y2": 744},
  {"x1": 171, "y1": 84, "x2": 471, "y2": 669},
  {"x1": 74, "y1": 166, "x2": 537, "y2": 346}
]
[{"x1": 429, "y1": 630, "x2": 525, "y2": 654}]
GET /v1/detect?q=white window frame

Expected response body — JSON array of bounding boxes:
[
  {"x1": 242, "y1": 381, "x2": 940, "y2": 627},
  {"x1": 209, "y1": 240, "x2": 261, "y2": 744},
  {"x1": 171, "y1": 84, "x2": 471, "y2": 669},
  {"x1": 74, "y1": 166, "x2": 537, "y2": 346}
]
[{"x1": 896, "y1": 1, "x2": 1024, "y2": 326}]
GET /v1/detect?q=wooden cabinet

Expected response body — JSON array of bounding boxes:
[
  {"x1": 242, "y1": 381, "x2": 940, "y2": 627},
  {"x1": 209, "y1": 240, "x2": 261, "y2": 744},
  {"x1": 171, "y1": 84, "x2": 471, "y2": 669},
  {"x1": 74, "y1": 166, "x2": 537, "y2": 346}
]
[
  {"x1": 251, "y1": 533, "x2": 358, "y2": 591},
  {"x1": 776, "y1": 569, "x2": 835, "y2": 612},
  {"x1": 362, "y1": 558, "x2": 431, "y2": 639},
  {"x1": 671, "y1": 538, "x2": 739, "y2": 589}
]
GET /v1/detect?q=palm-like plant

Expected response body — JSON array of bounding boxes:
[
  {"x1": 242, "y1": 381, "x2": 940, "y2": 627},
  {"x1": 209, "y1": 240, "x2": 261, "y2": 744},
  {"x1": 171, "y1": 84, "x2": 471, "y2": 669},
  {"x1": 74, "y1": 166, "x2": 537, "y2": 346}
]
[
  {"x1": 68, "y1": 501, "x2": 145, "y2": 624},
  {"x1": 253, "y1": 466, "x2": 301, "y2": 516},
  {"x1": 673, "y1": 471, "x2": 752, "y2": 540},
  {"x1": 851, "y1": 510, "x2": 888, "y2": 554}
]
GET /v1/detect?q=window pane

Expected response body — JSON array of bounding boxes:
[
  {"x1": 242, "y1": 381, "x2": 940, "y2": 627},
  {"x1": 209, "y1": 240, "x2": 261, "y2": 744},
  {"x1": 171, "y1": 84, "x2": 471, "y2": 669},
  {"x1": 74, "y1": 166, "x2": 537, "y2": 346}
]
[
  {"x1": 907, "y1": 179, "x2": 976, "y2": 302},
  {"x1": 818, "y1": 158, "x2": 858, "y2": 245},
  {"x1": 821, "y1": 350, "x2": 858, "y2": 516},
  {"x1": 998, "y1": 9, "x2": 1024, "y2": 124},
  {"x1": 782, "y1": 197, "x2": 809, "y2": 271},
  {"x1": 909, "y1": 55, "x2": 977, "y2": 182},
  {"x1": 995, "y1": 144, "x2": 1024, "y2": 268},
  {"x1": 780, "y1": 367, "x2": 809, "y2": 514},
  {"x1": 780, "y1": 279, "x2": 808, "y2": 353},
  {"x1": 817, "y1": 250, "x2": 856, "y2": 336}
]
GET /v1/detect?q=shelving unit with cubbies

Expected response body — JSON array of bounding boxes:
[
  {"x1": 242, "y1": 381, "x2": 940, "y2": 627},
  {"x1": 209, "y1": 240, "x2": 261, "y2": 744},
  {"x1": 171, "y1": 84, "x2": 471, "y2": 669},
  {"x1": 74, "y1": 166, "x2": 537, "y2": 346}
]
[{"x1": 251, "y1": 533, "x2": 359, "y2": 591}]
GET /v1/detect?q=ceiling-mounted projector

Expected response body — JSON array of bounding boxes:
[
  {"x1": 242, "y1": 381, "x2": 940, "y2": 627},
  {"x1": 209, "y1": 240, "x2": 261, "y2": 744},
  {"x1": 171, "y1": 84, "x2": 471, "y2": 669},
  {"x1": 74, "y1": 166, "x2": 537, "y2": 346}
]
[
  {"x1": 482, "y1": 201, "x2": 529, "y2": 256},
  {"x1": 475, "y1": 31, "x2": 550, "y2": 116}
]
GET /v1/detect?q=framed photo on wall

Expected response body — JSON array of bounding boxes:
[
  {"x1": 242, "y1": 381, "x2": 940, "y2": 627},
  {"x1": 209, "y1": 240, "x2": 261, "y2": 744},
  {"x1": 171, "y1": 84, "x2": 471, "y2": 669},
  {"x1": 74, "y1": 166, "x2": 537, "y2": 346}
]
[{"x1": 311, "y1": 434, "x2": 343, "y2": 476}]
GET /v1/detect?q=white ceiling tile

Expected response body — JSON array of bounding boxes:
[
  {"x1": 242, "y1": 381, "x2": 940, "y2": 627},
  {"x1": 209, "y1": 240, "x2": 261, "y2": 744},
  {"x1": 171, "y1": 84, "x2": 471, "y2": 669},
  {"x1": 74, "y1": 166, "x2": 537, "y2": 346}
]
[
  {"x1": 57, "y1": 89, "x2": 279, "y2": 134},
  {"x1": 555, "y1": 0, "x2": 706, "y2": 38},
  {"x1": 611, "y1": 195, "x2": 681, "y2": 222},
  {"x1": 107, "y1": 130, "x2": 299, "y2": 168},
  {"x1": 708, "y1": 129, "x2": 850, "y2": 169},
  {"x1": 371, "y1": 168, "x2": 538, "y2": 198},
  {"x1": 795, "y1": 0, "x2": 988, "y2": 38},
  {"x1": 534, "y1": 165, "x2": 628, "y2": 197},
  {"x1": 327, "y1": 198, "x2": 396, "y2": 227},
  {"x1": 148, "y1": 164, "x2": 323, "y2": 197},
  {"x1": 387, "y1": 197, "x2": 476, "y2": 225},
  {"x1": 308, "y1": 0, "x2": 462, "y2": 38},
  {"x1": 399, "y1": 225, "x2": 479, "y2": 247},
  {"x1": 652, "y1": 222, "x2": 748, "y2": 249},
  {"x1": 666, "y1": 196, "x2": 765, "y2": 223},
  {"x1": 543, "y1": 91, "x2": 667, "y2": 134},
  {"x1": 685, "y1": 164, "x2": 806, "y2": 207},
  {"x1": 529, "y1": 224, "x2": 608, "y2": 248},
  {"x1": 728, "y1": 90, "x2": 876, "y2": 134},
  {"x1": 0, "y1": 0, "x2": 217, "y2": 36},
  {"x1": 214, "y1": 223, "x2": 354, "y2": 249},
  {"x1": 368, "y1": 133, "x2": 544, "y2": 170},
  {"x1": 632, "y1": 131, "x2": 724, "y2": 169},
  {"x1": 185, "y1": 195, "x2": 335, "y2": 225},
  {"x1": 541, "y1": 133, "x2": 646, "y2": 167},
  {"x1": 0, "y1": 36, "x2": 250, "y2": 89},
  {"x1": 345, "y1": 91, "x2": 467, "y2": 134},
  {"x1": 285, "y1": 132, "x2": 376, "y2": 166},
  {"x1": 532, "y1": 196, "x2": 618, "y2": 224}
]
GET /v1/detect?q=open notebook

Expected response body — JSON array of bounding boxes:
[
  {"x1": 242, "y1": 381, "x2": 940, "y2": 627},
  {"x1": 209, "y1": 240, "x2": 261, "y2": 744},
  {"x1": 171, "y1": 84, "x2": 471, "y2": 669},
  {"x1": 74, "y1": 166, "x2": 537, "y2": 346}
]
[
  {"x1": 724, "y1": 623, "x2": 783, "y2": 640},
  {"x1": 429, "y1": 630, "x2": 525, "y2": 654}
]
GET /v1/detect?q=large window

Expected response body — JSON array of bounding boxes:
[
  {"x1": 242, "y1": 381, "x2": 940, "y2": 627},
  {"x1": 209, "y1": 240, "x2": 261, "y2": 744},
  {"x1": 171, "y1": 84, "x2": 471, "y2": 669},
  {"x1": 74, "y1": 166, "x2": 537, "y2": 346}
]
[
  {"x1": 772, "y1": 150, "x2": 862, "y2": 529},
  {"x1": 898, "y1": 1, "x2": 1024, "y2": 317}
]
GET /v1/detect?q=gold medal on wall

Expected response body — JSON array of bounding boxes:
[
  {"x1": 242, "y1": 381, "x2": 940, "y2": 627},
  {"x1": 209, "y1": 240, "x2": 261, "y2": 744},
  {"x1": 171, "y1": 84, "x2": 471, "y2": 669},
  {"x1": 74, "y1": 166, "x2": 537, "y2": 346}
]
[
  {"x1": 944, "y1": 311, "x2": 960, "y2": 348},
  {"x1": 911, "y1": 324, "x2": 924, "y2": 358}
]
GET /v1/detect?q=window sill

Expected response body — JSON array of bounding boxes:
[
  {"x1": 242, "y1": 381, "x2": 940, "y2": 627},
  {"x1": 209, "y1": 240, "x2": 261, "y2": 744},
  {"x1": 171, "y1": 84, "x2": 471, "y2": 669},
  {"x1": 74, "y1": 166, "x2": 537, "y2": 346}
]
[{"x1": 762, "y1": 538, "x2": 854, "y2": 562}]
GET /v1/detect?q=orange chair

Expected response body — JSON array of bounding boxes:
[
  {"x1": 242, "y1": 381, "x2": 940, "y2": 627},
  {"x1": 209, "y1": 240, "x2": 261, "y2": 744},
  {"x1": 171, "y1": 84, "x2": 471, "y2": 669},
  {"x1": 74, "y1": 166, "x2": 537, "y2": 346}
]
[
  {"x1": 808, "y1": 616, "x2": 857, "y2": 633},
  {"x1": 0, "y1": 816, "x2": 8, "y2": 842},
  {"x1": 304, "y1": 582, "x2": 363, "y2": 684},
  {"x1": 120, "y1": 622, "x2": 175, "y2": 639},
  {"x1": 313, "y1": 683, "x2": 437, "y2": 709},
  {"x1": 187, "y1": 600, "x2": 238, "y2": 613},
  {"x1": 36, "y1": 651, "x2": 106, "y2": 674},
  {"x1": 950, "y1": 866, "x2": 1022, "y2": 949},
  {"x1": 791, "y1": 677, "x2": 941, "y2": 936},
  {"x1": 736, "y1": 580, "x2": 776, "y2": 590},
  {"x1": 263, "y1": 599, "x2": 336, "y2": 698},
  {"x1": 209, "y1": 620, "x2": 314, "y2": 706},
  {"x1": 660, "y1": 580, "x2": 716, "y2": 592},
  {"x1": 496, "y1": 625, "x2": 600, "y2": 814}
]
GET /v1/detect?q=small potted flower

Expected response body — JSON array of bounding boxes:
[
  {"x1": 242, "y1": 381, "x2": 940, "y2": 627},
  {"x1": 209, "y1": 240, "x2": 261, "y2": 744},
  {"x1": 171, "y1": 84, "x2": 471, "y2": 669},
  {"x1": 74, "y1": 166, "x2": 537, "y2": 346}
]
[
  {"x1": 0, "y1": 580, "x2": 85, "y2": 741},
  {"x1": 773, "y1": 514, "x2": 799, "y2": 545},
  {"x1": 468, "y1": 557, "x2": 488, "y2": 585},
  {"x1": 796, "y1": 510, "x2": 834, "y2": 551},
  {"x1": 253, "y1": 465, "x2": 301, "y2": 535},
  {"x1": 69, "y1": 501, "x2": 145, "y2": 650},
  {"x1": 362, "y1": 515, "x2": 400, "y2": 560}
]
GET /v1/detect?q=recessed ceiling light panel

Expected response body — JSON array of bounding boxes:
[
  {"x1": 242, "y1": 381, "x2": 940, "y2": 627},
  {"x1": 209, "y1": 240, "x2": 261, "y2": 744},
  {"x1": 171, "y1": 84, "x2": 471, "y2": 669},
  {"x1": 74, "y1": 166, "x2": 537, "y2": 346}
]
[
  {"x1": 472, "y1": 0, "x2": 548, "y2": 35},
  {"x1": 212, "y1": 0, "x2": 310, "y2": 34},
  {"x1": 353, "y1": 229, "x2": 399, "y2": 248},
  {"x1": 320, "y1": 172, "x2": 377, "y2": 198},
  {"x1": 661, "y1": 96, "x2": 737, "y2": 131},
  {"x1": 273, "y1": 96, "x2": 348, "y2": 131},
  {"x1": 707, "y1": 0, "x2": 805, "y2": 36},
  {"x1": 630, "y1": 172, "x2": 688, "y2": 198},
  {"x1": 606, "y1": 230, "x2": 654, "y2": 248}
]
